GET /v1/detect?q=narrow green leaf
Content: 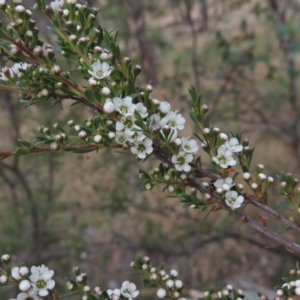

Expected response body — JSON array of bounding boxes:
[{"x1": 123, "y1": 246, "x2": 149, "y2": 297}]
[{"x1": 59, "y1": 291, "x2": 80, "y2": 299}]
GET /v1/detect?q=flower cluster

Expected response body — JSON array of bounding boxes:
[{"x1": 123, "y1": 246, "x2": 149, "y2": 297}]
[
  {"x1": 67, "y1": 266, "x2": 139, "y2": 300},
  {"x1": 0, "y1": 255, "x2": 55, "y2": 300},
  {"x1": 213, "y1": 137, "x2": 243, "y2": 169},
  {"x1": 0, "y1": 63, "x2": 28, "y2": 82},
  {"x1": 202, "y1": 284, "x2": 245, "y2": 300}
]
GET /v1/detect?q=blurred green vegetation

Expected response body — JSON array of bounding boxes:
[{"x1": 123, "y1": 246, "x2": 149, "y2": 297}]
[{"x1": 1, "y1": 0, "x2": 300, "y2": 298}]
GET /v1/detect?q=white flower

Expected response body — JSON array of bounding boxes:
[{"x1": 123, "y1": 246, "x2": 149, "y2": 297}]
[
  {"x1": 88, "y1": 61, "x2": 112, "y2": 80},
  {"x1": 126, "y1": 128, "x2": 146, "y2": 143},
  {"x1": 214, "y1": 177, "x2": 234, "y2": 191},
  {"x1": 116, "y1": 116, "x2": 135, "y2": 133},
  {"x1": 130, "y1": 138, "x2": 153, "y2": 159},
  {"x1": 121, "y1": 281, "x2": 139, "y2": 299},
  {"x1": 149, "y1": 113, "x2": 161, "y2": 125},
  {"x1": 160, "y1": 110, "x2": 186, "y2": 131},
  {"x1": 115, "y1": 131, "x2": 128, "y2": 145},
  {"x1": 10, "y1": 289, "x2": 38, "y2": 300},
  {"x1": 11, "y1": 267, "x2": 22, "y2": 280},
  {"x1": 29, "y1": 265, "x2": 55, "y2": 297},
  {"x1": 135, "y1": 102, "x2": 148, "y2": 118},
  {"x1": 157, "y1": 288, "x2": 166, "y2": 298},
  {"x1": 223, "y1": 137, "x2": 243, "y2": 152},
  {"x1": 159, "y1": 101, "x2": 171, "y2": 114},
  {"x1": 159, "y1": 128, "x2": 178, "y2": 143},
  {"x1": 50, "y1": 0, "x2": 64, "y2": 11},
  {"x1": 181, "y1": 137, "x2": 199, "y2": 154},
  {"x1": 172, "y1": 151, "x2": 193, "y2": 172},
  {"x1": 212, "y1": 147, "x2": 236, "y2": 169},
  {"x1": 11, "y1": 62, "x2": 28, "y2": 75},
  {"x1": 113, "y1": 96, "x2": 135, "y2": 116},
  {"x1": 224, "y1": 191, "x2": 244, "y2": 209}
]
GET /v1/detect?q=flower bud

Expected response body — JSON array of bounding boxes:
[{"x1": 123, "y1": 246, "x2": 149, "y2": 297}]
[
  {"x1": 0, "y1": 275, "x2": 8, "y2": 284},
  {"x1": 101, "y1": 87, "x2": 111, "y2": 96},
  {"x1": 219, "y1": 133, "x2": 228, "y2": 140},
  {"x1": 103, "y1": 102, "x2": 115, "y2": 114},
  {"x1": 19, "y1": 280, "x2": 31, "y2": 291},
  {"x1": 51, "y1": 142, "x2": 59, "y2": 151},
  {"x1": 19, "y1": 266, "x2": 29, "y2": 276},
  {"x1": 51, "y1": 65, "x2": 61, "y2": 75},
  {"x1": 1, "y1": 254, "x2": 11, "y2": 262},
  {"x1": 202, "y1": 128, "x2": 210, "y2": 135},
  {"x1": 159, "y1": 101, "x2": 171, "y2": 114},
  {"x1": 133, "y1": 64, "x2": 142, "y2": 76}
]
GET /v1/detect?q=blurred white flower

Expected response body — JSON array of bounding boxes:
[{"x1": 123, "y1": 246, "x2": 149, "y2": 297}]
[
  {"x1": 50, "y1": 0, "x2": 64, "y2": 11},
  {"x1": 181, "y1": 137, "x2": 199, "y2": 154},
  {"x1": 172, "y1": 151, "x2": 193, "y2": 172},
  {"x1": 113, "y1": 96, "x2": 135, "y2": 116},
  {"x1": 131, "y1": 138, "x2": 153, "y2": 159},
  {"x1": 212, "y1": 147, "x2": 236, "y2": 169},
  {"x1": 160, "y1": 110, "x2": 185, "y2": 131},
  {"x1": 121, "y1": 281, "x2": 139, "y2": 299},
  {"x1": 223, "y1": 137, "x2": 243, "y2": 153},
  {"x1": 88, "y1": 61, "x2": 112, "y2": 80},
  {"x1": 29, "y1": 265, "x2": 55, "y2": 297},
  {"x1": 224, "y1": 191, "x2": 244, "y2": 209}
]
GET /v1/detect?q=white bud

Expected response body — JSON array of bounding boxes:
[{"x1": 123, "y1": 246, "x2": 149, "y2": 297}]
[
  {"x1": 0, "y1": 275, "x2": 8, "y2": 284},
  {"x1": 142, "y1": 264, "x2": 148, "y2": 270},
  {"x1": 276, "y1": 289, "x2": 283, "y2": 296},
  {"x1": 103, "y1": 102, "x2": 115, "y2": 114},
  {"x1": 74, "y1": 125, "x2": 81, "y2": 131},
  {"x1": 79, "y1": 130, "x2": 87, "y2": 139},
  {"x1": 150, "y1": 273, "x2": 157, "y2": 280},
  {"x1": 88, "y1": 77, "x2": 97, "y2": 86},
  {"x1": 159, "y1": 101, "x2": 171, "y2": 114},
  {"x1": 84, "y1": 286, "x2": 91, "y2": 293},
  {"x1": 258, "y1": 173, "x2": 266, "y2": 180},
  {"x1": 175, "y1": 280, "x2": 183, "y2": 289},
  {"x1": 170, "y1": 269, "x2": 178, "y2": 277},
  {"x1": 159, "y1": 270, "x2": 166, "y2": 277},
  {"x1": 257, "y1": 164, "x2": 264, "y2": 169},
  {"x1": 219, "y1": 133, "x2": 228, "y2": 140},
  {"x1": 226, "y1": 284, "x2": 233, "y2": 291},
  {"x1": 243, "y1": 172, "x2": 251, "y2": 180},
  {"x1": 1, "y1": 254, "x2": 11, "y2": 262},
  {"x1": 19, "y1": 266, "x2": 29, "y2": 276},
  {"x1": 94, "y1": 135, "x2": 102, "y2": 143},
  {"x1": 212, "y1": 127, "x2": 220, "y2": 133},
  {"x1": 152, "y1": 99, "x2": 160, "y2": 106},
  {"x1": 216, "y1": 187, "x2": 224, "y2": 194},
  {"x1": 203, "y1": 128, "x2": 210, "y2": 134},
  {"x1": 174, "y1": 138, "x2": 182, "y2": 146},
  {"x1": 108, "y1": 132, "x2": 115, "y2": 139},
  {"x1": 101, "y1": 87, "x2": 111, "y2": 95},
  {"x1": 237, "y1": 183, "x2": 244, "y2": 190},
  {"x1": 251, "y1": 183, "x2": 258, "y2": 190},
  {"x1": 168, "y1": 185, "x2": 174, "y2": 192},
  {"x1": 166, "y1": 280, "x2": 174, "y2": 288},
  {"x1": 19, "y1": 280, "x2": 31, "y2": 291},
  {"x1": 16, "y1": 5, "x2": 25, "y2": 12},
  {"x1": 157, "y1": 288, "x2": 166, "y2": 298},
  {"x1": 267, "y1": 176, "x2": 274, "y2": 183},
  {"x1": 100, "y1": 52, "x2": 109, "y2": 60},
  {"x1": 296, "y1": 287, "x2": 300, "y2": 295}
]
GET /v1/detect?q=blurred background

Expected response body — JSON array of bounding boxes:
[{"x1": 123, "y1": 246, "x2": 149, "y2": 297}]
[{"x1": 1, "y1": 0, "x2": 300, "y2": 298}]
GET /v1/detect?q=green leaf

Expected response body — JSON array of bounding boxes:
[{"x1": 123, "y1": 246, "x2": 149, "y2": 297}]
[
  {"x1": 142, "y1": 278, "x2": 158, "y2": 288},
  {"x1": 18, "y1": 139, "x2": 34, "y2": 148},
  {"x1": 47, "y1": 26, "x2": 59, "y2": 36},
  {"x1": 64, "y1": 147, "x2": 96, "y2": 154},
  {"x1": 84, "y1": 89, "x2": 97, "y2": 102},
  {"x1": 59, "y1": 291, "x2": 80, "y2": 299},
  {"x1": 278, "y1": 201, "x2": 294, "y2": 212},
  {"x1": 14, "y1": 148, "x2": 29, "y2": 156},
  {"x1": 87, "y1": 294, "x2": 99, "y2": 300}
]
